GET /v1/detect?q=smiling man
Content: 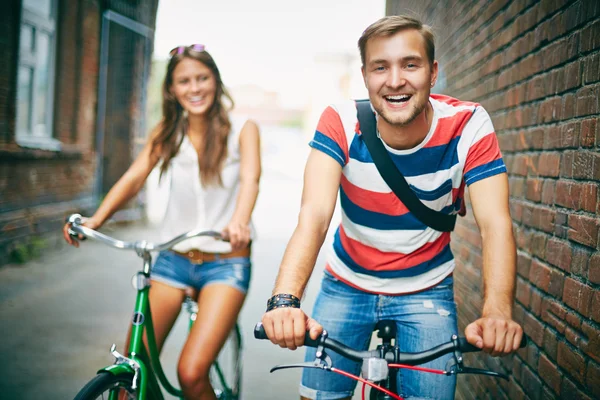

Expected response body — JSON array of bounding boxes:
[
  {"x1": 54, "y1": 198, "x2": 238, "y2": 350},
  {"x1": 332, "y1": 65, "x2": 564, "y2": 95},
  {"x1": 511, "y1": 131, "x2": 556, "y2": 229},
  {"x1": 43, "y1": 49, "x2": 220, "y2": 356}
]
[{"x1": 261, "y1": 15, "x2": 523, "y2": 400}]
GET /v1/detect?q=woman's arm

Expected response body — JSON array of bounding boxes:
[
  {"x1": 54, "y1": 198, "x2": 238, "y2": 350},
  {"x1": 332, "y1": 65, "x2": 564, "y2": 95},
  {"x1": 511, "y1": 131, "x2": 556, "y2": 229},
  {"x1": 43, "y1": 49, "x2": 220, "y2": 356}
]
[
  {"x1": 63, "y1": 137, "x2": 161, "y2": 246},
  {"x1": 222, "y1": 120, "x2": 261, "y2": 250}
]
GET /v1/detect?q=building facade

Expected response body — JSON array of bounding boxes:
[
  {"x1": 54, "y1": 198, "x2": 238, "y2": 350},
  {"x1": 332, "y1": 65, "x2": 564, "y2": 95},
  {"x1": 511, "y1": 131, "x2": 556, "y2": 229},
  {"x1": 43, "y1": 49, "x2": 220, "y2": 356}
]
[{"x1": 0, "y1": 0, "x2": 159, "y2": 264}]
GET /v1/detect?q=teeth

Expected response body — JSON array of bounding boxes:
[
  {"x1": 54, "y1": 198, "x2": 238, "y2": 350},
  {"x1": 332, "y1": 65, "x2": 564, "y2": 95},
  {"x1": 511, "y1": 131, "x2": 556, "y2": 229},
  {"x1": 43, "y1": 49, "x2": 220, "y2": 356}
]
[
  {"x1": 386, "y1": 95, "x2": 410, "y2": 100},
  {"x1": 189, "y1": 96, "x2": 204, "y2": 102}
]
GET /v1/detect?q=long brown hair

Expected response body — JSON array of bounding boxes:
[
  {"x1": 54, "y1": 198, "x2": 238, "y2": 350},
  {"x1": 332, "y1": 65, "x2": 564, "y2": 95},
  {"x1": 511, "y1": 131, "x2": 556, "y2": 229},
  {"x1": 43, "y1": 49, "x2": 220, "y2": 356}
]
[{"x1": 151, "y1": 48, "x2": 234, "y2": 186}]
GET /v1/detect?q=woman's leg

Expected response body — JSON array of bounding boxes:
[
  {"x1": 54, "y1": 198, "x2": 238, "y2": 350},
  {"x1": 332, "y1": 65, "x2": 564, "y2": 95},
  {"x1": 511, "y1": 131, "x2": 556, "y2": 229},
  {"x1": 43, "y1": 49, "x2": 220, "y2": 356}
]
[{"x1": 177, "y1": 284, "x2": 246, "y2": 399}]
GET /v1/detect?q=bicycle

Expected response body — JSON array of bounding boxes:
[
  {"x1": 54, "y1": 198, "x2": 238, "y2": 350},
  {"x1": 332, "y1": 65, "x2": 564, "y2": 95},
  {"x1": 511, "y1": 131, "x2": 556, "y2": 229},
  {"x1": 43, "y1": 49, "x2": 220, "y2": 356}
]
[
  {"x1": 254, "y1": 321, "x2": 527, "y2": 400},
  {"x1": 67, "y1": 214, "x2": 242, "y2": 400}
]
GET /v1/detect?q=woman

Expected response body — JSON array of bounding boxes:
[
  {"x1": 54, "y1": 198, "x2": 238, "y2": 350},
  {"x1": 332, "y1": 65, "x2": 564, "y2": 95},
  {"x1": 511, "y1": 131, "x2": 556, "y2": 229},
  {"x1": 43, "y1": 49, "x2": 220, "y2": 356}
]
[{"x1": 63, "y1": 44, "x2": 261, "y2": 399}]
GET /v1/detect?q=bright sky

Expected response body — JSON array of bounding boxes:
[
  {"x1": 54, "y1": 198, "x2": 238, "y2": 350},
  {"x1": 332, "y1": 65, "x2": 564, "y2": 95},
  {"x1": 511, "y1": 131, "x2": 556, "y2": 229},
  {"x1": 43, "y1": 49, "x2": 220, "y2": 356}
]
[{"x1": 154, "y1": 0, "x2": 386, "y2": 108}]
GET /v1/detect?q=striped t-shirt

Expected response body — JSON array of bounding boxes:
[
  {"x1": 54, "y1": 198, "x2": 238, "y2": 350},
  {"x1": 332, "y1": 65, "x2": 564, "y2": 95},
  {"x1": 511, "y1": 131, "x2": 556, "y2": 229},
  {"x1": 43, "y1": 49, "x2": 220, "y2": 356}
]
[{"x1": 310, "y1": 94, "x2": 506, "y2": 294}]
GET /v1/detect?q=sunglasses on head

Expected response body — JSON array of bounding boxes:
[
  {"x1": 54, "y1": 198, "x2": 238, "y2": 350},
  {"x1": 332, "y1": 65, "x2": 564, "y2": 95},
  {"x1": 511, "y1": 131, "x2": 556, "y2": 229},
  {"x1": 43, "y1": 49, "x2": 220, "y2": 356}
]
[{"x1": 169, "y1": 44, "x2": 206, "y2": 57}]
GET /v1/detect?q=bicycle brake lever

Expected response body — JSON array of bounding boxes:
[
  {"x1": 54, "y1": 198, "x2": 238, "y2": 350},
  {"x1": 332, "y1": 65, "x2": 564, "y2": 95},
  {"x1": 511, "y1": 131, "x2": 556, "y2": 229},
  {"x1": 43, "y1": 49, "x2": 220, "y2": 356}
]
[
  {"x1": 450, "y1": 366, "x2": 509, "y2": 381},
  {"x1": 270, "y1": 349, "x2": 333, "y2": 373},
  {"x1": 270, "y1": 361, "x2": 331, "y2": 373}
]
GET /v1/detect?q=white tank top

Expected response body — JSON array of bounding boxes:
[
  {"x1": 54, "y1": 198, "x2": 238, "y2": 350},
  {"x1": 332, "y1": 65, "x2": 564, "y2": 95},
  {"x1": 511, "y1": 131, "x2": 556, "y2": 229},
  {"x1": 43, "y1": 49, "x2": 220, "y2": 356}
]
[{"x1": 146, "y1": 118, "x2": 256, "y2": 253}]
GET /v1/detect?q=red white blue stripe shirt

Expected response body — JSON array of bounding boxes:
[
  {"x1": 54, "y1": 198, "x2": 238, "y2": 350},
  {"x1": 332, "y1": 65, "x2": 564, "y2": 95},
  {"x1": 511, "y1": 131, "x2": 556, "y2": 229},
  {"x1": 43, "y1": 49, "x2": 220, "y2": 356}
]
[{"x1": 309, "y1": 95, "x2": 506, "y2": 294}]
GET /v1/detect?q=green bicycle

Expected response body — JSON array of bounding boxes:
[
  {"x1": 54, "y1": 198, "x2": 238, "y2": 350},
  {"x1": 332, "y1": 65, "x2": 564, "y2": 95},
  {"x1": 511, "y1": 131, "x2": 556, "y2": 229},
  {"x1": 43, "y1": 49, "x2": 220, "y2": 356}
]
[{"x1": 67, "y1": 214, "x2": 242, "y2": 400}]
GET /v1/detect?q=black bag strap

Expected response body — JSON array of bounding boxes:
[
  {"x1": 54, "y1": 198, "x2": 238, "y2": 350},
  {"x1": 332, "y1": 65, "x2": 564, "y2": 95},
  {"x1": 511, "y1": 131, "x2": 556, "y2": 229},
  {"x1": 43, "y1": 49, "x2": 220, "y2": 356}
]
[{"x1": 356, "y1": 99, "x2": 456, "y2": 232}]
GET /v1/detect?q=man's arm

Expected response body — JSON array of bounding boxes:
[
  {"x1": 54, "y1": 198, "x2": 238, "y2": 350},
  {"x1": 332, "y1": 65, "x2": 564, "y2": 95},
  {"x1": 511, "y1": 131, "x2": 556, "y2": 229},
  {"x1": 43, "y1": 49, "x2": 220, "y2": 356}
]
[
  {"x1": 464, "y1": 172, "x2": 523, "y2": 356},
  {"x1": 261, "y1": 148, "x2": 342, "y2": 349}
]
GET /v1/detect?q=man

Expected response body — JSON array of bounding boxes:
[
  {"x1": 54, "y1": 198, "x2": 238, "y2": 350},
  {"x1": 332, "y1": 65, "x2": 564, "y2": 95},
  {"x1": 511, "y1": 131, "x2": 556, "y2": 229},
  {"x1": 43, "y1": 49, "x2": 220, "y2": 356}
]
[{"x1": 261, "y1": 15, "x2": 523, "y2": 400}]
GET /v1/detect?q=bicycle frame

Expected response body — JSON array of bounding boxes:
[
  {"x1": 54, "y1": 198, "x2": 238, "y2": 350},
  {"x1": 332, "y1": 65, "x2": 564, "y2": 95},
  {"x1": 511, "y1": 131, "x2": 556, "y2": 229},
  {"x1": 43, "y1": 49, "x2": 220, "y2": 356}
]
[
  {"x1": 68, "y1": 216, "x2": 240, "y2": 399},
  {"x1": 98, "y1": 251, "x2": 181, "y2": 400},
  {"x1": 99, "y1": 251, "x2": 238, "y2": 399}
]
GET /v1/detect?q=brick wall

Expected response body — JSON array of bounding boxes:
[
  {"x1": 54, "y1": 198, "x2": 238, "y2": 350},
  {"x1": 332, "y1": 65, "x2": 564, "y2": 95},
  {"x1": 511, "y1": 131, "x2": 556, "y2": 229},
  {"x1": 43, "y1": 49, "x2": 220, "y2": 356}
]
[{"x1": 386, "y1": 1, "x2": 599, "y2": 399}]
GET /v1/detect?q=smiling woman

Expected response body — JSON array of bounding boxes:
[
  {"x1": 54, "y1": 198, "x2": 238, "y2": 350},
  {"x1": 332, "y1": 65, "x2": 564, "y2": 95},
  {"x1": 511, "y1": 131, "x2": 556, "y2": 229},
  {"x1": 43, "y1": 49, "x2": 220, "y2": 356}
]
[{"x1": 63, "y1": 44, "x2": 261, "y2": 400}]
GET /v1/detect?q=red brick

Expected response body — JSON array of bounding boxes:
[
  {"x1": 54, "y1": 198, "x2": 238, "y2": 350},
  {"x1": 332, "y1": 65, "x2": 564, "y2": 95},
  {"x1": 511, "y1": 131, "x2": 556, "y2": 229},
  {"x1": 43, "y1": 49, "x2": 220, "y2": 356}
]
[
  {"x1": 581, "y1": 322, "x2": 600, "y2": 363},
  {"x1": 541, "y1": 297, "x2": 567, "y2": 334},
  {"x1": 540, "y1": 179, "x2": 555, "y2": 204},
  {"x1": 561, "y1": 376, "x2": 593, "y2": 400},
  {"x1": 580, "y1": 183, "x2": 598, "y2": 213},
  {"x1": 563, "y1": 277, "x2": 593, "y2": 318},
  {"x1": 517, "y1": 252, "x2": 532, "y2": 278},
  {"x1": 589, "y1": 253, "x2": 600, "y2": 284},
  {"x1": 591, "y1": 290, "x2": 600, "y2": 324},
  {"x1": 570, "y1": 246, "x2": 590, "y2": 279},
  {"x1": 526, "y1": 178, "x2": 542, "y2": 202},
  {"x1": 509, "y1": 379, "x2": 526, "y2": 400},
  {"x1": 587, "y1": 361, "x2": 600, "y2": 399},
  {"x1": 559, "y1": 121, "x2": 580, "y2": 148},
  {"x1": 537, "y1": 153, "x2": 560, "y2": 177},
  {"x1": 521, "y1": 362, "x2": 543, "y2": 399},
  {"x1": 560, "y1": 151, "x2": 574, "y2": 178},
  {"x1": 538, "y1": 353, "x2": 561, "y2": 395},
  {"x1": 572, "y1": 151, "x2": 600, "y2": 180},
  {"x1": 529, "y1": 258, "x2": 564, "y2": 297},
  {"x1": 531, "y1": 231, "x2": 549, "y2": 257},
  {"x1": 515, "y1": 276, "x2": 531, "y2": 307},
  {"x1": 565, "y1": 312, "x2": 582, "y2": 331},
  {"x1": 568, "y1": 214, "x2": 600, "y2": 249},
  {"x1": 558, "y1": 341, "x2": 587, "y2": 385},
  {"x1": 583, "y1": 53, "x2": 600, "y2": 85},
  {"x1": 543, "y1": 327, "x2": 559, "y2": 361},
  {"x1": 575, "y1": 85, "x2": 600, "y2": 117},
  {"x1": 530, "y1": 288, "x2": 543, "y2": 316},
  {"x1": 545, "y1": 238, "x2": 572, "y2": 272},
  {"x1": 523, "y1": 311, "x2": 545, "y2": 347},
  {"x1": 580, "y1": 118, "x2": 597, "y2": 147},
  {"x1": 510, "y1": 177, "x2": 526, "y2": 198},
  {"x1": 581, "y1": 18, "x2": 600, "y2": 53},
  {"x1": 565, "y1": 325, "x2": 586, "y2": 349},
  {"x1": 529, "y1": 259, "x2": 552, "y2": 291}
]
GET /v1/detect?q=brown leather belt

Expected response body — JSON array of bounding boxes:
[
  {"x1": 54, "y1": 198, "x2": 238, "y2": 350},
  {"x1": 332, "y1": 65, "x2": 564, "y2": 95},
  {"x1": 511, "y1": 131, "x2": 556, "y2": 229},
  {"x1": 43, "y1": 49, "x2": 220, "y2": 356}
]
[{"x1": 173, "y1": 246, "x2": 251, "y2": 264}]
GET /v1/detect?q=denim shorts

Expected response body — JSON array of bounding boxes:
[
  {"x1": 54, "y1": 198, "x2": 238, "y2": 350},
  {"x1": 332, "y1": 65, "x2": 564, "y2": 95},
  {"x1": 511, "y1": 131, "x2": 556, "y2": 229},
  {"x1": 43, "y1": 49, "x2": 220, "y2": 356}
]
[
  {"x1": 151, "y1": 251, "x2": 251, "y2": 294},
  {"x1": 300, "y1": 271, "x2": 458, "y2": 400}
]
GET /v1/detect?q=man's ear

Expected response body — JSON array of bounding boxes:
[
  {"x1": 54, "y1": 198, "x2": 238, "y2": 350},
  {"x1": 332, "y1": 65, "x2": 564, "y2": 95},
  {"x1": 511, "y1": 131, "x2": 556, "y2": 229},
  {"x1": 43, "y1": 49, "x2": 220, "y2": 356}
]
[{"x1": 430, "y1": 60, "x2": 439, "y2": 86}]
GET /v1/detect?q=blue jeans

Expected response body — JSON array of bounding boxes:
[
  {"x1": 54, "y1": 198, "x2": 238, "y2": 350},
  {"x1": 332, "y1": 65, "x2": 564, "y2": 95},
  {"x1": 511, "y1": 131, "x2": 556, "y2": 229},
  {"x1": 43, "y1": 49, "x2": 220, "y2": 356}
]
[
  {"x1": 151, "y1": 251, "x2": 252, "y2": 294},
  {"x1": 300, "y1": 271, "x2": 458, "y2": 400}
]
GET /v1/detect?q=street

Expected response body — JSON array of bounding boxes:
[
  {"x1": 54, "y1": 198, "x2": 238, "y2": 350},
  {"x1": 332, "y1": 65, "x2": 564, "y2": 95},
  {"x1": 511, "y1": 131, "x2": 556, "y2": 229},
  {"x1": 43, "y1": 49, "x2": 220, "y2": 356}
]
[{"x1": 0, "y1": 126, "x2": 356, "y2": 400}]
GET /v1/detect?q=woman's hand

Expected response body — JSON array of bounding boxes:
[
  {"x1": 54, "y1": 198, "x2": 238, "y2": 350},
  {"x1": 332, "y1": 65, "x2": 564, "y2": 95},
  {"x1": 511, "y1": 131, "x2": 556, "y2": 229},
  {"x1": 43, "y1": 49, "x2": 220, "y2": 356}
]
[
  {"x1": 62, "y1": 216, "x2": 102, "y2": 248},
  {"x1": 221, "y1": 220, "x2": 250, "y2": 251}
]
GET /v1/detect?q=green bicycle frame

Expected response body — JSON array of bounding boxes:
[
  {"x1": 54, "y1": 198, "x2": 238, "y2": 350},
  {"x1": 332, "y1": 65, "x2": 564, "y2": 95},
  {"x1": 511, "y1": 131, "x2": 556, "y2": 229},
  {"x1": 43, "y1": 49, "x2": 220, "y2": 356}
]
[{"x1": 98, "y1": 252, "x2": 236, "y2": 399}]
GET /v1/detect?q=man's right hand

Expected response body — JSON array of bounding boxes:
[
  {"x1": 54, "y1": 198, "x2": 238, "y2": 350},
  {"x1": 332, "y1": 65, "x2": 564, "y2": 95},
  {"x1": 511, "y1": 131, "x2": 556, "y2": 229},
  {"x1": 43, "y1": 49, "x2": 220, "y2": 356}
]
[
  {"x1": 63, "y1": 216, "x2": 101, "y2": 248},
  {"x1": 261, "y1": 307, "x2": 323, "y2": 350}
]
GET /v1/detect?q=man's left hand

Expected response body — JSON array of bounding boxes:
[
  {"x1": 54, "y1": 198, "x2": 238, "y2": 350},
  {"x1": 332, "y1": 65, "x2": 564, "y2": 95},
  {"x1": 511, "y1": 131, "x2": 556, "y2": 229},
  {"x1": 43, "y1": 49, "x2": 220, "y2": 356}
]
[{"x1": 464, "y1": 315, "x2": 523, "y2": 356}]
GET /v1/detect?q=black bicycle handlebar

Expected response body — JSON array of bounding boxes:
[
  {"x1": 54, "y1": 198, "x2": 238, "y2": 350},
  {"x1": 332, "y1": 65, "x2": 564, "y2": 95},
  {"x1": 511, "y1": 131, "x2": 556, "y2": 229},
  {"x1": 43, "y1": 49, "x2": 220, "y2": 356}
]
[{"x1": 254, "y1": 322, "x2": 527, "y2": 365}]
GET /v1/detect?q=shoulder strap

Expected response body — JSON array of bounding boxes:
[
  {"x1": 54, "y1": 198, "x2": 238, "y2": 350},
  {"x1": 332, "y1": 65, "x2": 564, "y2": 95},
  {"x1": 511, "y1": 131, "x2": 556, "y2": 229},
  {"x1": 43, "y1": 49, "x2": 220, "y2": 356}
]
[{"x1": 356, "y1": 99, "x2": 456, "y2": 232}]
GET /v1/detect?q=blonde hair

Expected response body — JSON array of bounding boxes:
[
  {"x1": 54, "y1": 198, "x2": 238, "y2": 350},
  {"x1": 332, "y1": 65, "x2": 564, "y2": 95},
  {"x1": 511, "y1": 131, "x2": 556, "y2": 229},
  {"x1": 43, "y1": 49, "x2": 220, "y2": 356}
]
[{"x1": 358, "y1": 15, "x2": 435, "y2": 66}]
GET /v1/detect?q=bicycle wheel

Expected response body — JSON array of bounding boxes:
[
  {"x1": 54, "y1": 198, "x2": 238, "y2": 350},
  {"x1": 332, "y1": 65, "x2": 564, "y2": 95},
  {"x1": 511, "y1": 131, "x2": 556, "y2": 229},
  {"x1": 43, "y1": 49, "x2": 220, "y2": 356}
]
[
  {"x1": 210, "y1": 324, "x2": 242, "y2": 399},
  {"x1": 73, "y1": 372, "x2": 135, "y2": 400}
]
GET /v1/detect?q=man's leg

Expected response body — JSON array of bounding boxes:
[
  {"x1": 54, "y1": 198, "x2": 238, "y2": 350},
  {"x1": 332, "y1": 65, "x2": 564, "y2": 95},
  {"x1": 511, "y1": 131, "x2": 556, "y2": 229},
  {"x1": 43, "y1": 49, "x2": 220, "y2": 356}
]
[
  {"x1": 385, "y1": 275, "x2": 459, "y2": 400},
  {"x1": 300, "y1": 271, "x2": 377, "y2": 400}
]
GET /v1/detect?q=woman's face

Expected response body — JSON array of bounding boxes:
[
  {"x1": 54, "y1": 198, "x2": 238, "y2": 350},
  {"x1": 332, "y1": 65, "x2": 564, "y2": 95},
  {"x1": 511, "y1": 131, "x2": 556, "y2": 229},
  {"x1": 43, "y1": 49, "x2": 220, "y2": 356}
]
[{"x1": 170, "y1": 57, "x2": 217, "y2": 116}]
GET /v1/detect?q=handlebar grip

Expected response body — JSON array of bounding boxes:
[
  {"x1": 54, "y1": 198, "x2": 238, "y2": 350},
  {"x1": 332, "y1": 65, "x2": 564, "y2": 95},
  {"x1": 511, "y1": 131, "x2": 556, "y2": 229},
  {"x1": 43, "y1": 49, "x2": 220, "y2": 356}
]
[
  {"x1": 458, "y1": 334, "x2": 528, "y2": 353},
  {"x1": 254, "y1": 323, "x2": 321, "y2": 347}
]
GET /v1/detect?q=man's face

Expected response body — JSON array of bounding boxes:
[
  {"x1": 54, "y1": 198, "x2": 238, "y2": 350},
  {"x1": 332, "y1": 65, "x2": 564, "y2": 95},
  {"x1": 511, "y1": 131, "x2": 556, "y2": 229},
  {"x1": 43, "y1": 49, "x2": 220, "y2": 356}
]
[{"x1": 362, "y1": 29, "x2": 438, "y2": 127}]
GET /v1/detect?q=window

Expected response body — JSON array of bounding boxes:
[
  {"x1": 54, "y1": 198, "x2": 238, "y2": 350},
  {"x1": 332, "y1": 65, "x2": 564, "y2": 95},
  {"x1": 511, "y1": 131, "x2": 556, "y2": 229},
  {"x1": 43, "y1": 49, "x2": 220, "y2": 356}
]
[{"x1": 16, "y1": 0, "x2": 60, "y2": 150}]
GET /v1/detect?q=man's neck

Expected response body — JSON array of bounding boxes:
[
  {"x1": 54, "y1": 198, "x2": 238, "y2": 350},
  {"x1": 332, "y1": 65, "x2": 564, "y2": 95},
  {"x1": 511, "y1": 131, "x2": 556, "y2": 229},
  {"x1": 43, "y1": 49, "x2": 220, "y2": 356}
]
[{"x1": 377, "y1": 102, "x2": 433, "y2": 151}]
